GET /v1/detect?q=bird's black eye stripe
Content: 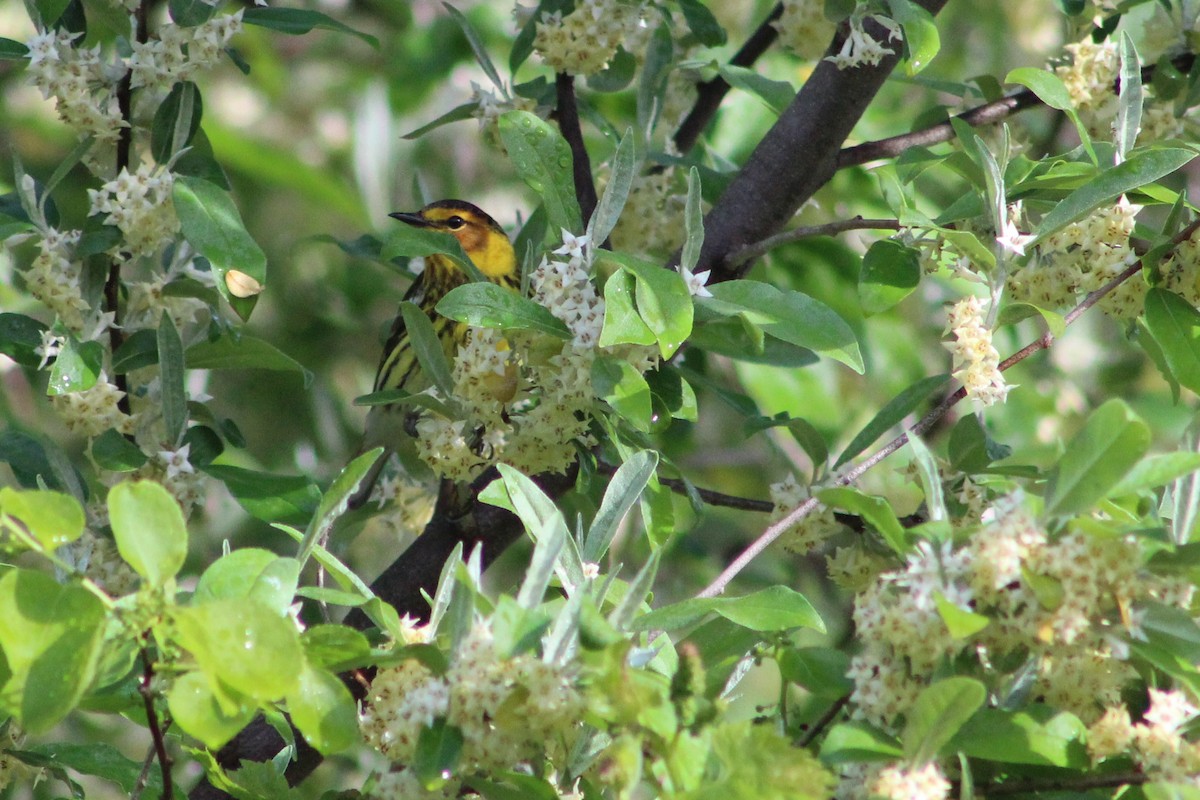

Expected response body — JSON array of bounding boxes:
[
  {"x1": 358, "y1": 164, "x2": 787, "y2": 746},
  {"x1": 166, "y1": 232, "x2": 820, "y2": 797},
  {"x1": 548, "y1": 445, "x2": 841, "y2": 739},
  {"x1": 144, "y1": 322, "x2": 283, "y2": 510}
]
[{"x1": 446, "y1": 215, "x2": 465, "y2": 230}]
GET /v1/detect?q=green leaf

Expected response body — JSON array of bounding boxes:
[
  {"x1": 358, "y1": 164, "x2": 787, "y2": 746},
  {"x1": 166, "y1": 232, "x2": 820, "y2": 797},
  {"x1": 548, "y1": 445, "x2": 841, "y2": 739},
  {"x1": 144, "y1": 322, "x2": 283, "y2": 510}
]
[
  {"x1": 0, "y1": 313, "x2": 48, "y2": 366},
  {"x1": 157, "y1": 313, "x2": 187, "y2": 446},
  {"x1": 402, "y1": 102, "x2": 477, "y2": 140},
  {"x1": 600, "y1": 268, "x2": 657, "y2": 348},
  {"x1": 166, "y1": 670, "x2": 255, "y2": 749},
  {"x1": 301, "y1": 625, "x2": 372, "y2": 671},
  {"x1": 934, "y1": 591, "x2": 990, "y2": 638},
  {"x1": 602, "y1": 253, "x2": 694, "y2": 357},
  {"x1": 948, "y1": 413, "x2": 1010, "y2": 472},
  {"x1": 1034, "y1": 147, "x2": 1197, "y2": 241},
  {"x1": 859, "y1": 239, "x2": 920, "y2": 314},
  {"x1": 592, "y1": 356, "x2": 652, "y2": 431},
  {"x1": 887, "y1": 0, "x2": 940, "y2": 74},
  {"x1": 950, "y1": 707, "x2": 1089, "y2": 767},
  {"x1": 996, "y1": 302, "x2": 1065, "y2": 337},
  {"x1": 498, "y1": 111, "x2": 582, "y2": 234},
  {"x1": 112, "y1": 328, "x2": 160, "y2": 373},
  {"x1": 0, "y1": 487, "x2": 84, "y2": 550},
  {"x1": 202, "y1": 464, "x2": 321, "y2": 524},
  {"x1": 437, "y1": 282, "x2": 570, "y2": 338},
  {"x1": 22, "y1": 742, "x2": 165, "y2": 796},
  {"x1": 907, "y1": 432, "x2": 947, "y2": 521},
  {"x1": 836, "y1": 374, "x2": 950, "y2": 467},
  {"x1": 195, "y1": 548, "x2": 285, "y2": 603},
  {"x1": 0, "y1": 569, "x2": 106, "y2": 733},
  {"x1": 400, "y1": 301, "x2": 455, "y2": 396},
  {"x1": 678, "y1": 0, "x2": 726, "y2": 46},
  {"x1": 777, "y1": 647, "x2": 854, "y2": 697},
  {"x1": 0, "y1": 38, "x2": 29, "y2": 59},
  {"x1": 1144, "y1": 288, "x2": 1200, "y2": 394},
  {"x1": 817, "y1": 487, "x2": 907, "y2": 554},
  {"x1": 589, "y1": 128, "x2": 637, "y2": 247},
  {"x1": 717, "y1": 64, "x2": 795, "y2": 113},
  {"x1": 1044, "y1": 399, "x2": 1151, "y2": 517},
  {"x1": 90, "y1": 429, "x2": 147, "y2": 472},
  {"x1": 287, "y1": 663, "x2": 358, "y2": 754},
  {"x1": 108, "y1": 480, "x2": 188, "y2": 587},
  {"x1": 1115, "y1": 32, "x2": 1143, "y2": 163},
  {"x1": 242, "y1": 6, "x2": 378, "y2": 47},
  {"x1": 185, "y1": 333, "x2": 312, "y2": 387},
  {"x1": 517, "y1": 518, "x2": 566, "y2": 610},
  {"x1": 382, "y1": 222, "x2": 486, "y2": 282},
  {"x1": 296, "y1": 448, "x2": 385, "y2": 569},
  {"x1": 637, "y1": 23, "x2": 673, "y2": 134},
  {"x1": 443, "y1": 3, "x2": 504, "y2": 94},
  {"x1": 1112, "y1": 452, "x2": 1200, "y2": 496},
  {"x1": 1005, "y1": 67, "x2": 1096, "y2": 163},
  {"x1": 681, "y1": 167, "x2": 704, "y2": 273},
  {"x1": 585, "y1": 450, "x2": 659, "y2": 563},
  {"x1": 902, "y1": 677, "x2": 986, "y2": 763},
  {"x1": 414, "y1": 718, "x2": 464, "y2": 790},
  {"x1": 819, "y1": 722, "x2": 904, "y2": 764},
  {"x1": 628, "y1": 585, "x2": 824, "y2": 633},
  {"x1": 47, "y1": 336, "x2": 103, "y2": 395},
  {"x1": 174, "y1": 176, "x2": 268, "y2": 321},
  {"x1": 701, "y1": 281, "x2": 863, "y2": 372},
  {"x1": 173, "y1": 598, "x2": 303, "y2": 702},
  {"x1": 151, "y1": 80, "x2": 202, "y2": 164}
]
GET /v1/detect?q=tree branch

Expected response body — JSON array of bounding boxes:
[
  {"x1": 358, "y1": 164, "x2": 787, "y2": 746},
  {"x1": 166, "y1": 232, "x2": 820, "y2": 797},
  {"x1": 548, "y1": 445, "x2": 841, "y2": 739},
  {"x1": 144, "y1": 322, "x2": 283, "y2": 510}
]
[
  {"x1": 698, "y1": 216, "x2": 1200, "y2": 598},
  {"x1": 672, "y1": 4, "x2": 783, "y2": 155},
  {"x1": 695, "y1": 0, "x2": 951, "y2": 281},
  {"x1": 730, "y1": 217, "x2": 901, "y2": 266},
  {"x1": 555, "y1": 73, "x2": 598, "y2": 227},
  {"x1": 139, "y1": 646, "x2": 172, "y2": 800}
]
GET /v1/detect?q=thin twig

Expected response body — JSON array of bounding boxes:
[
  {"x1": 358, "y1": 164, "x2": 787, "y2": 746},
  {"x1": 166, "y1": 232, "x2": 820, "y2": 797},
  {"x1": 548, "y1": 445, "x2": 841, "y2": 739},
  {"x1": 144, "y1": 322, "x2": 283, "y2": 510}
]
[
  {"x1": 798, "y1": 693, "x2": 849, "y2": 747},
  {"x1": 107, "y1": 2, "x2": 147, "y2": 415},
  {"x1": 661, "y1": 474, "x2": 775, "y2": 512},
  {"x1": 698, "y1": 216, "x2": 1200, "y2": 598},
  {"x1": 731, "y1": 217, "x2": 901, "y2": 266},
  {"x1": 139, "y1": 647, "x2": 173, "y2": 800},
  {"x1": 837, "y1": 52, "x2": 1196, "y2": 169},
  {"x1": 555, "y1": 73, "x2": 599, "y2": 227},
  {"x1": 968, "y1": 771, "x2": 1147, "y2": 796},
  {"x1": 673, "y1": 4, "x2": 784, "y2": 155}
]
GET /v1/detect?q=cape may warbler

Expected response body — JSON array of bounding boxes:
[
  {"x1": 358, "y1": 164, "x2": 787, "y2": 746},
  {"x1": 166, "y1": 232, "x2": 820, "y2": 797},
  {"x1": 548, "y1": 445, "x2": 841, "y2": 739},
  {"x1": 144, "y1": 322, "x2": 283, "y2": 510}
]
[{"x1": 350, "y1": 200, "x2": 519, "y2": 509}]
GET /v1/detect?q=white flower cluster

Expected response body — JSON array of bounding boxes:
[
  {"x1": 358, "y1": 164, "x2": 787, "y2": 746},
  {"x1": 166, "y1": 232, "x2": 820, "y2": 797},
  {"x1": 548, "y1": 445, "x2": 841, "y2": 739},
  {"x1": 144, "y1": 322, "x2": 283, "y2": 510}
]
[
  {"x1": 414, "y1": 231, "x2": 612, "y2": 481},
  {"x1": 362, "y1": 624, "x2": 584, "y2": 798},
  {"x1": 844, "y1": 493, "x2": 1178, "y2": 742},
  {"x1": 1007, "y1": 197, "x2": 1143, "y2": 319},
  {"x1": 868, "y1": 761, "x2": 951, "y2": 800},
  {"x1": 1088, "y1": 689, "x2": 1200, "y2": 783},
  {"x1": 944, "y1": 294, "x2": 1010, "y2": 408},
  {"x1": 127, "y1": 11, "x2": 243, "y2": 95},
  {"x1": 87, "y1": 162, "x2": 181, "y2": 258},
  {"x1": 1056, "y1": 39, "x2": 1182, "y2": 142},
  {"x1": 769, "y1": 474, "x2": 842, "y2": 554},
  {"x1": 610, "y1": 169, "x2": 687, "y2": 259},
  {"x1": 51, "y1": 371, "x2": 135, "y2": 438},
  {"x1": 25, "y1": 29, "x2": 126, "y2": 143},
  {"x1": 24, "y1": 228, "x2": 89, "y2": 332},
  {"x1": 60, "y1": 528, "x2": 139, "y2": 596},
  {"x1": 775, "y1": 0, "x2": 837, "y2": 60},
  {"x1": 129, "y1": 444, "x2": 205, "y2": 516},
  {"x1": 825, "y1": 3, "x2": 901, "y2": 70},
  {"x1": 533, "y1": 0, "x2": 647, "y2": 76}
]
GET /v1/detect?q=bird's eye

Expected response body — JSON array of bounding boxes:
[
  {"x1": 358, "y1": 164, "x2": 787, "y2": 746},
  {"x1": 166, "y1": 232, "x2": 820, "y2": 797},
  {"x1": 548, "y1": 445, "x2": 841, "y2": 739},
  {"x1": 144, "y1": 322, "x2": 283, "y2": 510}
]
[{"x1": 446, "y1": 215, "x2": 466, "y2": 230}]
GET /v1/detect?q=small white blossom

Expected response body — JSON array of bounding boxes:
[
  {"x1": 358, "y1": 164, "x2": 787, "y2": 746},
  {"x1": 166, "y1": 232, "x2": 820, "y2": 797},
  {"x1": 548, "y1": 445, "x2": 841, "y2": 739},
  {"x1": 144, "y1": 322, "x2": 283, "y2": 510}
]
[{"x1": 679, "y1": 265, "x2": 712, "y2": 298}]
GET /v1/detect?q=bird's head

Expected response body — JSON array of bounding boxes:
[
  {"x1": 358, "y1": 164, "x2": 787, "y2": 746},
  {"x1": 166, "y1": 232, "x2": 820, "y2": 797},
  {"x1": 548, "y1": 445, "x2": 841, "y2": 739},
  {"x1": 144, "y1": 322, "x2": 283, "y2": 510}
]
[{"x1": 390, "y1": 200, "x2": 516, "y2": 280}]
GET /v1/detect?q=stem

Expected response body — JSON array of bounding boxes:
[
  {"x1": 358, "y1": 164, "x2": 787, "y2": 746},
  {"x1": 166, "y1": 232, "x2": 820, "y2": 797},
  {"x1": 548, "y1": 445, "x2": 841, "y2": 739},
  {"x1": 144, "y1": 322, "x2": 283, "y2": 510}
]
[
  {"x1": 730, "y1": 217, "x2": 901, "y2": 266},
  {"x1": 798, "y1": 693, "x2": 849, "y2": 747},
  {"x1": 139, "y1": 647, "x2": 173, "y2": 800},
  {"x1": 698, "y1": 216, "x2": 1200, "y2": 598},
  {"x1": 672, "y1": 4, "x2": 784, "y2": 155},
  {"x1": 108, "y1": 3, "x2": 148, "y2": 415},
  {"x1": 555, "y1": 73, "x2": 599, "y2": 229}
]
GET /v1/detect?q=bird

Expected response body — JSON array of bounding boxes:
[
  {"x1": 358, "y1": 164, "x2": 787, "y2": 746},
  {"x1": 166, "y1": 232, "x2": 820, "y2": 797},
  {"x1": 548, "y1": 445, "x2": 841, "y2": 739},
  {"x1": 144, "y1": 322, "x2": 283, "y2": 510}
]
[{"x1": 348, "y1": 200, "x2": 519, "y2": 510}]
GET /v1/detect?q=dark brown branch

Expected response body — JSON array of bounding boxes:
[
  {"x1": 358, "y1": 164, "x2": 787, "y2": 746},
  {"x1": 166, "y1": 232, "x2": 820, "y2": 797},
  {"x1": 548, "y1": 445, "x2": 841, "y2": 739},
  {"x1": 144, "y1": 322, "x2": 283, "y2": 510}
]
[
  {"x1": 189, "y1": 469, "x2": 576, "y2": 799},
  {"x1": 798, "y1": 693, "x2": 849, "y2": 747},
  {"x1": 108, "y1": 2, "x2": 147, "y2": 415},
  {"x1": 695, "y1": 0, "x2": 951, "y2": 281},
  {"x1": 139, "y1": 647, "x2": 173, "y2": 800},
  {"x1": 838, "y1": 51, "x2": 1197, "y2": 169},
  {"x1": 699, "y1": 215, "x2": 1200, "y2": 598},
  {"x1": 967, "y1": 772, "x2": 1148, "y2": 796},
  {"x1": 655, "y1": 473, "x2": 774, "y2": 512},
  {"x1": 672, "y1": 4, "x2": 784, "y2": 155},
  {"x1": 555, "y1": 73, "x2": 599, "y2": 227},
  {"x1": 731, "y1": 217, "x2": 901, "y2": 265}
]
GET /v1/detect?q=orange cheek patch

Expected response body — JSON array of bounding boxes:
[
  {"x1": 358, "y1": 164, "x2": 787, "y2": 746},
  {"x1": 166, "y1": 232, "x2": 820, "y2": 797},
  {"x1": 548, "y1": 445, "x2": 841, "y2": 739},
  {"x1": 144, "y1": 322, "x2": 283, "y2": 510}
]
[{"x1": 456, "y1": 226, "x2": 486, "y2": 253}]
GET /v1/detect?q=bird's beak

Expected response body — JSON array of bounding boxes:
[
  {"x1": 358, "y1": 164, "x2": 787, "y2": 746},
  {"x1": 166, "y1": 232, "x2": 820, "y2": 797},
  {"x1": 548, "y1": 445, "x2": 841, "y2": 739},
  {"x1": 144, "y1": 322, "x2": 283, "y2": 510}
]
[{"x1": 389, "y1": 212, "x2": 430, "y2": 227}]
